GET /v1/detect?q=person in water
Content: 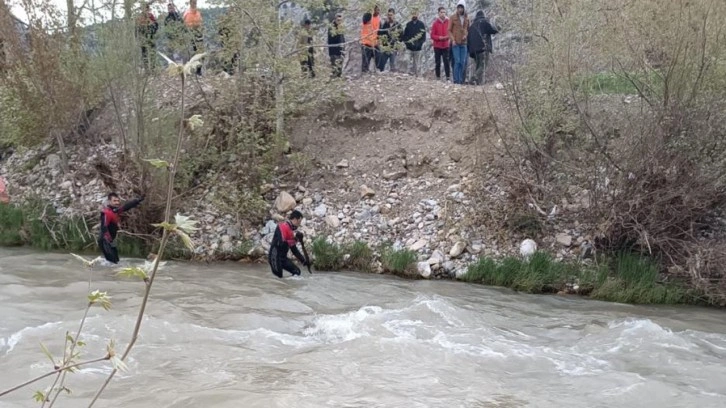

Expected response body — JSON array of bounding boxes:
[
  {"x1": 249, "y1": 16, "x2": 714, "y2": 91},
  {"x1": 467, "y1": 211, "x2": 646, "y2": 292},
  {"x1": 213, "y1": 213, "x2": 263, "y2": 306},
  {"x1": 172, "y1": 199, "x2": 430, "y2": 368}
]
[
  {"x1": 98, "y1": 192, "x2": 144, "y2": 264},
  {"x1": 268, "y1": 210, "x2": 309, "y2": 278}
]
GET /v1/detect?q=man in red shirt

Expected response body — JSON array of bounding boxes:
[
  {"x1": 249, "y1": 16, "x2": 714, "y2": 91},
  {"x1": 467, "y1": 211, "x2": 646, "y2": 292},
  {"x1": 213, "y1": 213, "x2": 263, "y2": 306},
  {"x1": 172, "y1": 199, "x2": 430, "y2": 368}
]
[
  {"x1": 431, "y1": 6, "x2": 451, "y2": 81},
  {"x1": 98, "y1": 192, "x2": 144, "y2": 264},
  {"x1": 268, "y1": 210, "x2": 309, "y2": 278}
]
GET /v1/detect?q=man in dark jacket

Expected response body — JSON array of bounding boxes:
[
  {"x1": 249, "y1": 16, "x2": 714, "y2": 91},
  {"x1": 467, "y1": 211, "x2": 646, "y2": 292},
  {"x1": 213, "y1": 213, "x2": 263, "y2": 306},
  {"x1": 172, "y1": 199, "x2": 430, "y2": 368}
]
[
  {"x1": 467, "y1": 10, "x2": 498, "y2": 85},
  {"x1": 98, "y1": 192, "x2": 144, "y2": 264},
  {"x1": 377, "y1": 8, "x2": 402, "y2": 72},
  {"x1": 401, "y1": 10, "x2": 426, "y2": 76},
  {"x1": 327, "y1": 13, "x2": 345, "y2": 77},
  {"x1": 268, "y1": 210, "x2": 310, "y2": 278}
]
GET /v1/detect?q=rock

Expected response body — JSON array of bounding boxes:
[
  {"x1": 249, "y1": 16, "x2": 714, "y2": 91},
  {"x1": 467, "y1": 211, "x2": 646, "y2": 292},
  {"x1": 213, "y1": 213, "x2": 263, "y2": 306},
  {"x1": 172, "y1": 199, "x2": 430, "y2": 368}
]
[
  {"x1": 455, "y1": 268, "x2": 468, "y2": 280},
  {"x1": 226, "y1": 226, "x2": 240, "y2": 238},
  {"x1": 442, "y1": 261, "x2": 456, "y2": 273},
  {"x1": 60, "y1": 180, "x2": 73, "y2": 190},
  {"x1": 274, "y1": 191, "x2": 297, "y2": 213},
  {"x1": 427, "y1": 250, "x2": 445, "y2": 265},
  {"x1": 313, "y1": 204, "x2": 328, "y2": 217},
  {"x1": 325, "y1": 215, "x2": 340, "y2": 228},
  {"x1": 417, "y1": 262, "x2": 432, "y2": 279},
  {"x1": 495, "y1": 82, "x2": 505, "y2": 90},
  {"x1": 449, "y1": 151, "x2": 462, "y2": 162},
  {"x1": 383, "y1": 169, "x2": 407, "y2": 180},
  {"x1": 336, "y1": 159, "x2": 349, "y2": 168},
  {"x1": 409, "y1": 239, "x2": 427, "y2": 251},
  {"x1": 271, "y1": 213, "x2": 285, "y2": 222},
  {"x1": 469, "y1": 240, "x2": 483, "y2": 254},
  {"x1": 555, "y1": 233, "x2": 573, "y2": 247},
  {"x1": 446, "y1": 184, "x2": 461, "y2": 193},
  {"x1": 360, "y1": 185, "x2": 375, "y2": 199},
  {"x1": 449, "y1": 241, "x2": 467, "y2": 258},
  {"x1": 248, "y1": 246, "x2": 266, "y2": 258},
  {"x1": 302, "y1": 197, "x2": 313, "y2": 206},
  {"x1": 259, "y1": 183, "x2": 274, "y2": 194},
  {"x1": 45, "y1": 154, "x2": 61, "y2": 169},
  {"x1": 262, "y1": 220, "x2": 277, "y2": 235},
  {"x1": 520, "y1": 239, "x2": 537, "y2": 259}
]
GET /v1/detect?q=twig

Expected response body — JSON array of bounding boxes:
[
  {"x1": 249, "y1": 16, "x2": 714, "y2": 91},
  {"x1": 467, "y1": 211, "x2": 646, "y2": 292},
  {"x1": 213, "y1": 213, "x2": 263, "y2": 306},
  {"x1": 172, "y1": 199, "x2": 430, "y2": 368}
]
[
  {"x1": 0, "y1": 356, "x2": 108, "y2": 398},
  {"x1": 87, "y1": 61, "x2": 189, "y2": 408}
]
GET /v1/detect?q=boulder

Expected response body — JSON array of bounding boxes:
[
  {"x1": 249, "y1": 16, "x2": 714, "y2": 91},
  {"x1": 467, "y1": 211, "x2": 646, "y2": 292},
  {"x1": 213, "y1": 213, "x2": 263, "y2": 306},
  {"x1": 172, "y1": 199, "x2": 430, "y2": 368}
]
[
  {"x1": 274, "y1": 191, "x2": 297, "y2": 213},
  {"x1": 409, "y1": 239, "x2": 427, "y2": 251},
  {"x1": 313, "y1": 204, "x2": 328, "y2": 218},
  {"x1": 519, "y1": 239, "x2": 537, "y2": 259},
  {"x1": 325, "y1": 215, "x2": 340, "y2": 228},
  {"x1": 449, "y1": 241, "x2": 467, "y2": 258},
  {"x1": 336, "y1": 159, "x2": 349, "y2": 168},
  {"x1": 417, "y1": 262, "x2": 432, "y2": 279}
]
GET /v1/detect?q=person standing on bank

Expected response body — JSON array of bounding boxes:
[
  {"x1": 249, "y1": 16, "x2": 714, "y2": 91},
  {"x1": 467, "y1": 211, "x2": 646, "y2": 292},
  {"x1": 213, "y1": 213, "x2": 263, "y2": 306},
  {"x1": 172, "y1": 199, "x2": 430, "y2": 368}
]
[
  {"x1": 377, "y1": 8, "x2": 402, "y2": 72},
  {"x1": 467, "y1": 10, "x2": 498, "y2": 85},
  {"x1": 268, "y1": 210, "x2": 310, "y2": 278},
  {"x1": 401, "y1": 9, "x2": 426, "y2": 77},
  {"x1": 448, "y1": 0, "x2": 470, "y2": 84},
  {"x1": 430, "y1": 6, "x2": 451, "y2": 81},
  {"x1": 298, "y1": 18, "x2": 315, "y2": 77},
  {"x1": 328, "y1": 13, "x2": 346, "y2": 78}
]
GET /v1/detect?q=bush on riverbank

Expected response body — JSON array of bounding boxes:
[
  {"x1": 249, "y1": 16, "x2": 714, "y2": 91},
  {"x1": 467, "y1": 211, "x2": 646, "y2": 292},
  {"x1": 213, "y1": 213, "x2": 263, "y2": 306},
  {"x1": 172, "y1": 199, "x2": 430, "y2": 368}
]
[
  {"x1": 462, "y1": 252, "x2": 702, "y2": 305},
  {"x1": 311, "y1": 238, "x2": 375, "y2": 272},
  {"x1": 380, "y1": 246, "x2": 418, "y2": 278}
]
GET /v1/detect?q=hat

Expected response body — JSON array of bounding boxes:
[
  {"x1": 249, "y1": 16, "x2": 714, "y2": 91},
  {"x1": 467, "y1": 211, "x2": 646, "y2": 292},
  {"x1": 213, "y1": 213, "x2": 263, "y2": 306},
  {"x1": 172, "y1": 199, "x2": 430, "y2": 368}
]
[{"x1": 456, "y1": 0, "x2": 466, "y2": 9}]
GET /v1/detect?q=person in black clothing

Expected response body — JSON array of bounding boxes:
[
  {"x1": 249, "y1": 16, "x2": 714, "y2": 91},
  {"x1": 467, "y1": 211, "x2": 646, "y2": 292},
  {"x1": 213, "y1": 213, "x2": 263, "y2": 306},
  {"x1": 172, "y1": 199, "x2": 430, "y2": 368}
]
[
  {"x1": 377, "y1": 8, "x2": 402, "y2": 72},
  {"x1": 164, "y1": 2, "x2": 183, "y2": 62},
  {"x1": 98, "y1": 192, "x2": 144, "y2": 264},
  {"x1": 136, "y1": 2, "x2": 159, "y2": 71},
  {"x1": 467, "y1": 10, "x2": 498, "y2": 85},
  {"x1": 401, "y1": 10, "x2": 426, "y2": 76},
  {"x1": 298, "y1": 19, "x2": 315, "y2": 77},
  {"x1": 327, "y1": 13, "x2": 345, "y2": 77},
  {"x1": 268, "y1": 210, "x2": 310, "y2": 278}
]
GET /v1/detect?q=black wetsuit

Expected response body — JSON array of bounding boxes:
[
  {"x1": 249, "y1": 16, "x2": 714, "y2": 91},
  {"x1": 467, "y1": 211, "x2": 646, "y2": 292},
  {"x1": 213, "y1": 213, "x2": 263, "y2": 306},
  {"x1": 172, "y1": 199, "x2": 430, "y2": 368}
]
[
  {"x1": 268, "y1": 220, "x2": 306, "y2": 278},
  {"x1": 98, "y1": 198, "x2": 143, "y2": 263}
]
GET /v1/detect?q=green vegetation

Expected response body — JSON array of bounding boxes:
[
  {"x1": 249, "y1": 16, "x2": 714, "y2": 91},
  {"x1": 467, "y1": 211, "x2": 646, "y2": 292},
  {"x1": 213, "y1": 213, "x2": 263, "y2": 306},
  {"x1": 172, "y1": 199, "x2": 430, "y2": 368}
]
[
  {"x1": 344, "y1": 241, "x2": 374, "y2": 273},
  {"x1": 575, "y1": 72, "x2": 663, "y2": 95},
  {"x1": 380, "y1": 246, "x2": 418, "y2": 278},
  {"x1": 462, "y1": 252, "x2": 700, "y2": 305},
  {"x1": 311, "y1": 237, "x2": 345, "y2": 271}
]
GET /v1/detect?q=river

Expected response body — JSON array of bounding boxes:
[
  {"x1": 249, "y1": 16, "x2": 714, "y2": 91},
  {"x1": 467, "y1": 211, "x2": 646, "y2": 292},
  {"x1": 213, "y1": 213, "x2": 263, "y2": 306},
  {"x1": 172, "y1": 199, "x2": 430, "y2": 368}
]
[{"x1": 1, "y1": 248, "x2": 725, "y2": 407}]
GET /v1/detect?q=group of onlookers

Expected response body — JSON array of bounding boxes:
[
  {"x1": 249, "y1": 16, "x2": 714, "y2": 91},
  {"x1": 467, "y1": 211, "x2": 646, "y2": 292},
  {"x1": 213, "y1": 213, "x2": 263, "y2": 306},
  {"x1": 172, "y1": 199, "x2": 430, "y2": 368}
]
[
  {"x1": 135, "y1": 0, "x2": 204, "y2": 74},
  {"x1": 325, "y1": 0, "x2": 498, "y2": 84}
]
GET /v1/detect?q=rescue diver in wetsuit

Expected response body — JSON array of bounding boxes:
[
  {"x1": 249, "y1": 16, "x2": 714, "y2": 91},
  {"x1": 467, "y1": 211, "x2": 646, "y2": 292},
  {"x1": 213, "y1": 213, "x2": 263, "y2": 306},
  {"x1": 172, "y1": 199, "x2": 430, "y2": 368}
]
[
  {"x1": 98, "y1": 192, "x2": 144, "y2": 264},
  {"x1": 268, "y1": 210, "x2": 310, "y2": 278}
]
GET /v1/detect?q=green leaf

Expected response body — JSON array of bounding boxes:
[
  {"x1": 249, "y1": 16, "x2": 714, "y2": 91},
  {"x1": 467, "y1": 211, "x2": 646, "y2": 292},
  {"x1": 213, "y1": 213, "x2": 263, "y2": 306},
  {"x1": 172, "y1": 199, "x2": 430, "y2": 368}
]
[
  {"x1": 144, "y1": 158, "x2": 170, "y2": 169},
  {"x1": 39, "y1": 343, "x2": 55, "y2": 365},
  {"x1": 152, "y1": 222, "x2": 176, "y2": 231},
  {"x1": 174, "y1": 213, "x2": 199, "y2": 233},
  {"x1": 116, "y1": 266, "x2": 149, "y2": 280},
  {"x1": 88, "y1": 290, "x2": 112, "y2": 311},
  {"x1": 186, "y1": 114, "x2": 204, "y2": 131},
  {"x1": 110, "y1": 355, "x2": 128, "y2": 372},
  {"x1": 76, "y1": 340, "x2": 86, "y2": 347},
  {"x1": 176, "y1": 230, "x2": 194, "y2": 251},
  {"x1": 33, "y1": 391, "x2": 46, "y2": 403}
]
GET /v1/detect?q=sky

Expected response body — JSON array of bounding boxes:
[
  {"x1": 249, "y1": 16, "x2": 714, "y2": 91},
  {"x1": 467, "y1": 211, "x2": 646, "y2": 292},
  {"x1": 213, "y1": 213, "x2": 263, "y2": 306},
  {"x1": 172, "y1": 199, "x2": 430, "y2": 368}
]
[{"x1": 8, "y1": 0, "x2": 219, "y2": 25}]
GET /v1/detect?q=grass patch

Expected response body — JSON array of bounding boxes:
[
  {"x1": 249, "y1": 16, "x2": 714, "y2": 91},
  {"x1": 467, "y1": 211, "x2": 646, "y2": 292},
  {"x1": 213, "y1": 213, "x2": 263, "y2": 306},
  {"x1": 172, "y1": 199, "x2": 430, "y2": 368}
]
[
  {"x1": 311, "y1": 237, "x2": 344, "y2": 271},
  {"x1": 463, "y1": 251, "x2": 700, "y2": 305},
  {"x1": 380, "y1": 246, "x2": 418, "y2": 278},
  {"x1": 0, "y1": 203, "x2": 24, "y2": 245},
  {"x1": 576, "y1": 71, "x2": 664, "y2": 96},
  {"x1": 344, "y1": 240, "x2": 374, "y2": 272}
]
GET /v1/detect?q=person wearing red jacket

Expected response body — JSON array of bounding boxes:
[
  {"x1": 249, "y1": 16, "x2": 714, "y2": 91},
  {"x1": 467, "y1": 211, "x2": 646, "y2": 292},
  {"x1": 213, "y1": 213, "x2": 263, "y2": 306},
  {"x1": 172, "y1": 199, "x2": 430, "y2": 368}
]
[
  {"x1": 431, "y1": 6, "x2": 451, "y2": 81},
  {"x1": 268, "y1": 210, "x2": 310, "y2": 278},
  {"x1": 98, "y1": 192, "x2": 144, "y2": 264}
]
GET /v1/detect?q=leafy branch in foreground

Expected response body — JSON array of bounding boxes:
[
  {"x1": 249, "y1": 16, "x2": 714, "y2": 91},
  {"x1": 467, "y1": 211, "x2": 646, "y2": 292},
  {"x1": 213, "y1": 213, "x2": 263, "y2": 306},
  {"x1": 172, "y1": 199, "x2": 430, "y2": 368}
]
[{"x1": 0, "y1": 53, "x2": 203, "y2": 405}]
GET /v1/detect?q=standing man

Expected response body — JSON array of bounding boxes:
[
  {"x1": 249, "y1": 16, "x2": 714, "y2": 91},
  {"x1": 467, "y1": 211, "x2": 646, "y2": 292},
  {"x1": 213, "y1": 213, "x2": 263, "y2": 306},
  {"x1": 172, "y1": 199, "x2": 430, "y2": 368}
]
[
  {"x1": 164, "y1": 2, "x2": 183, "y2": 63},
  {"x1": 448, "y1": 0, "x2": 469, "y2": 84},
  {"x1": 98, "y1": 192, "x2": 144, "y2": 264},
  {"x1": 183, "y1": 0, "x2": 204, "y2": 75},
  {"x1": 268, "y1": 210, "x2": 310, "y2": 278},
  {"x1": 136, "y1": 2, "x2": 159, "y2": 72},
  {"x1": 371, "y1": 4, "x2": 382, "y2": 66},
  {"x1": 377, "y1": 8, "x2": 402, "y2": 72},
  {"x1": 431, "y1": 6, "x2": 451, "y2": 81},
  {"x1": 401, "y1": 9, "x2": 426, "y2": 77},
  {"x1": 360, "y1": 12, "x2": 377, "y2": 73},
  {"x1": 298, "y1": 18, "x2": 315, "y2": 77},
  {"x1": 327, "y1": 13, "x2": 345, "y2": 78},
  {"x1": 467, "y1": 10, "x2": 499, "y2": 85}
]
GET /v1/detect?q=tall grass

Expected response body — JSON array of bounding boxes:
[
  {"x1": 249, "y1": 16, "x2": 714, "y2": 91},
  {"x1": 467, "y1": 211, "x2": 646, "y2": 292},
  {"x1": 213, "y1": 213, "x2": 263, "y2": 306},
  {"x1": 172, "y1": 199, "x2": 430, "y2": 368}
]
[
  {"x1": 380, "y1": 246, "x2": 418, "y2": 278},
  {"x1": 311, "y1": 237, "x2": 344, "y2": 271},
  {"x1": 463, "y1": 251, "x2": 699, "y2": 305},
  {"x1": 345, "y1": 240, "x2": 374, "y2": 273},
  {"x1": 0, "y1": 203, "x2": 24, "y2": 246}
]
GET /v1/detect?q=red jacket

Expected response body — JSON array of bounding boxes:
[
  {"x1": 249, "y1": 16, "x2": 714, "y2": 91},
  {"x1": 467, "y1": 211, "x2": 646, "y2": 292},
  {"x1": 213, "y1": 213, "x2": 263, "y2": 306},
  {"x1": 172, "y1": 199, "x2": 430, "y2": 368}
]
[{"x1": 431, "y1": 17, "x2": 450, "y2": 49}]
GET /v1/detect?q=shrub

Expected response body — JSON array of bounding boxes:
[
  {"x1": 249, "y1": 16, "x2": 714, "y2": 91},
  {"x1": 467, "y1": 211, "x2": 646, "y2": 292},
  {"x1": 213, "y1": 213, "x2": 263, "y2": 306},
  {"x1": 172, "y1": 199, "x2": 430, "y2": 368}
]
[
  {"x1": 380, "y1": 246, "x2": 417, "y2": 278},
  {"x1": 0, "y1": 203, "x2": 24, "y2": 246},
  {"x1": 344, "y1": 240, "x2": 374, "y2": 272},
  {"x1": 311, "y1": 237, "x2": 344, "y2": 271}
]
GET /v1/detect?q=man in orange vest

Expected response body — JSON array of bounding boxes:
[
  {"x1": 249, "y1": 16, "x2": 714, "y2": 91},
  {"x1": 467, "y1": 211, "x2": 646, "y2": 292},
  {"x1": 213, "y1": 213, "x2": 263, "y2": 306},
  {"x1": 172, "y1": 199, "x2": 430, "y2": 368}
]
[
  {"x1": 360, "y1": 12, "x2": 377, "y2": 73},
  {"x1": 183, "y1": 0, "x2": 204, "y2": 75}
]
